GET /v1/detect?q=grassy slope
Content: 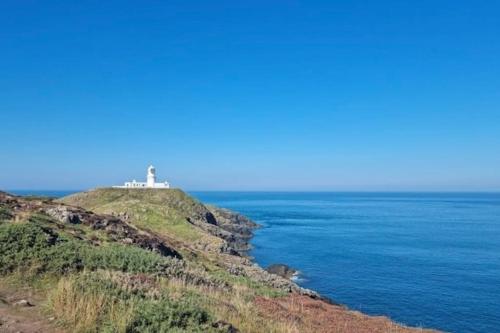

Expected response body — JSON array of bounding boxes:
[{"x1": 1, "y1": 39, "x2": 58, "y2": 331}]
[
  {"x1": 0, "y1": 190, "x2": 439, "y2": 333},
  {"x1": 0, "y1": 190, "x2": 291, "y2": 333},
  {"x1": 58, "y1": 188, "x2": 284, "y2": 299},
  {"x1": 60, "y1": 188, "x2": 224, "y2": 251}
]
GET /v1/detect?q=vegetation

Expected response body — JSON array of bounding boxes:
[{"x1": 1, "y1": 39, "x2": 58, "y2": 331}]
[
  {"x1": 0, "y1": 222, "x2": 181, "y2": 277},
  {"x1": 0, "y1": 219, "x2": 292, "y2": 332},
  {"x1": 0, "y1": 189, "x2": 425, "y2": 333},
  {"x1": 0, "y1": 204, "x2": 12, "y2": 221},
  {"x1": 60, "y1": 188, "x2": 218, "y2": 245},
  {"x1": 0, "y1": 191, "x2": 295, "y2": 333},
  {"x1": 50, "y1": 272, "x2": 219, "y2": 333}
]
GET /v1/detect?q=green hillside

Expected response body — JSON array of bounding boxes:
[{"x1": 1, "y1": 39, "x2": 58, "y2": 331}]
[
  {"x1": 0, "y1": 189, "x2": 434, "y2": 333},
  {"x1": 60, "y1": 188, "x2": 217, "y2": 248},
  {"x1": 0, "y1": 189, "x2": 294, "y2": 333}
]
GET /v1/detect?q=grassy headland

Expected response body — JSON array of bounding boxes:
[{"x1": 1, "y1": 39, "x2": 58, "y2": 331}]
[{"x1": 0, "y1": 189, "x2": 439, "y2": 332}]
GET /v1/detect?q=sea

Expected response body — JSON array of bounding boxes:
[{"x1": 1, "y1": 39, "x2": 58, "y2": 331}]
[{"x1": 10, "y1": 190, "x2": 500, "y2": 333}]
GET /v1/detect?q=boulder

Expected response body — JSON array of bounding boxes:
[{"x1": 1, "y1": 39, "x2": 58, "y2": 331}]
[
  {"x1": 13, "y1": 299, "x2": 33, "y2": 307},
  {"x1": 266, "y1": 264, "x2": 298, "y2": 280}
]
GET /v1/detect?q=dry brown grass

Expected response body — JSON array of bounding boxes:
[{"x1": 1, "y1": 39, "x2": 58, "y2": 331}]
[
  {"x1": 105, "y1": 300, "x2": 137, "y2": 332},
  {"x1": 42, "y1": 269, "x2": 439, "y2": 333},
  {"x1": 158, "y1": 276, "x2": 303, "y2": 333},
  {"x1": 48, "y1": 272, "x2": 145, "y2": 333},
  {"x1": 50, "y1": 278, "x2": 108, "y2": 332},
  {"x1": 255, "y1": 294, "x2": 440, "y2": 333}
]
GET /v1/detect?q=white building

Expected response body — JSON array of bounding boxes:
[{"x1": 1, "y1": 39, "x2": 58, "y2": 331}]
[{"x1": 113, "y1": 165, "x2": 170, "y2": 189}]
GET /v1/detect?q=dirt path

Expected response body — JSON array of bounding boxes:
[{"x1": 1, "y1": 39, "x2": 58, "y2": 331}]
[{"x1": 0, "y1": 284, "x2": 63, "y2": 333}]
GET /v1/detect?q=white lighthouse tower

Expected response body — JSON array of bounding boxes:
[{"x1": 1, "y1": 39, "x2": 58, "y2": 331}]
[
  {"x1": 147, "y1": 165, "x2": 156, "y2": 187},
  {"x1": 113, "y1": 165, "x2": 170, "y2": 189}
]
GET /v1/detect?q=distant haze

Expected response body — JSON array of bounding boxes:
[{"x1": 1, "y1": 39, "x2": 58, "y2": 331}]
[{"x1": 1, "y1": 1, "x2": 499, "y2": 191}]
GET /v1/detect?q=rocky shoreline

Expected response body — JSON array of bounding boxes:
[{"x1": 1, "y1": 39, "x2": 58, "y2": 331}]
[{"x1": 201, "y1": 204, "x2": 321, "y2": 298}]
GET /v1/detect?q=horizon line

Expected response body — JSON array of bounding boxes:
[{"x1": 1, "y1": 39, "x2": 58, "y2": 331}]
[{"x1": 5, "y1": 188, "x2": 500, "y2": 194}]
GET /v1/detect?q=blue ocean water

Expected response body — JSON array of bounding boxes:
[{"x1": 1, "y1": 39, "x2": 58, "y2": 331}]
[
  {"x1": 191, "y1": 192, "x2": 500, "y2": 333},
  {"x1": 9, "y1": 190, "x2": 500, "y2": 332},
  {"x1": 9, "y1": 190, "x2": 79, "y2": 197}
]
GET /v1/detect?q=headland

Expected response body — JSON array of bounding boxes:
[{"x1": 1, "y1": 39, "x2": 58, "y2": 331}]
[{"x1": 0, "y1": 188, "x2": 439, "y2": 332}]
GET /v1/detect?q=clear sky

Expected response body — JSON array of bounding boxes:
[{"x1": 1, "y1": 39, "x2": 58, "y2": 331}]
[{"x1": 1, "y1": 1, "x2": 499, "y2": 191}]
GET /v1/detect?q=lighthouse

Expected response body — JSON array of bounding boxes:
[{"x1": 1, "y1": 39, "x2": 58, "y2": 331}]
[
  {"x1": 113, "y1": 165, "x2": 170, "y2": 189},
  {"x1": 147, "y1": 165, "x2": 156, "y2": 187}
]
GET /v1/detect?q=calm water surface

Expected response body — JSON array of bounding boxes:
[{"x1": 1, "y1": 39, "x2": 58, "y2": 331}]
[
  {"x1": 11, "y1": 190, "x2": 500, "y2": 333},
  {"x1": 192, "y1": 192, "x2": 500, "y2": 333}
]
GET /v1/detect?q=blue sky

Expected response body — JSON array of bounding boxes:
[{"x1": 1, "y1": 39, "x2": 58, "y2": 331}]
[{"x1": 1, "y1": 1, "x2": 499, "y2": 191}]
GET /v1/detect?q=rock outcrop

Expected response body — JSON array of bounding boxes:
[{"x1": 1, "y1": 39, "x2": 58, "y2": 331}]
[
  {"x1": 266, "y1": 264, "x2": 298, "y2": 279},
  {"x1": 207, "y1": 206, "x2": 258, "y2": 253}
]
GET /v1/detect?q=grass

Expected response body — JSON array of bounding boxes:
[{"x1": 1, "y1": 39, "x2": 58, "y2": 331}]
[
  {"x1": 157, "y1": 274, "x2": 294, "y2": 333},
  {"x1": 59, "y1": 188, "x2": 228, "y2": 250},
  {"x1": 49, "y1": 271, "x2": 220, "y2": 333},
  {"x1": 116, "y1": 202, "x2": 204, "y2": 242},
  {"x1": 59, "y1": 188, "x2": 199, "y2": 212}
]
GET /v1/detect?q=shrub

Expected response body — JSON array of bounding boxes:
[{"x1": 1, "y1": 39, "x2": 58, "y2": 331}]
[
  {"x1": 125, "y1": 298, "x2": 212, "y2": 333},
  {"x1": 83, "y1": 244, "x2": 181, "y2": 276},
  {"x1": 0, "y1": 205, "x2": 12, "y2": 221},
  {"x1": 0, "y1": 223, "x2": 77, "y2": 274},
  {"x1": 0, "y1": 223, "x2": 180, "y2": 276}
]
